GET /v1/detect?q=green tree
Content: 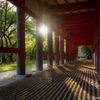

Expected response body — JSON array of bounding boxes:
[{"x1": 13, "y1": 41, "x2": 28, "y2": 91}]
[
  {"x1": 0, "y1": 1, "x2": 36, "y2": 62},
  {"x1": 81, "y1": 45, "x2": 92, "y2": 59}
]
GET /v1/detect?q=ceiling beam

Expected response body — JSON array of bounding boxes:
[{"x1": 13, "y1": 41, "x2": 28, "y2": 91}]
[
  {"x1": 54, "y1": 0, "x2": 59, "y2": 6},
  {"x1": 69, "y1": 34, "x2": 93, "y2": 38},
  {"x1": 55, "y1": 12, "x2": 95, "y2": 23},
  {"x1": 59, "y1": 24, "x2": 94, "y2": 30},
  {"x1": 72, "y1": 38, "x2": 92, "y2": 41},
  {"x1": 77, "y1": 42, "x2": 92, "y2": 45},
  {"x1": 64, "y1": 28, "x2": 93, "y2": 33},
  {"x1": 61, "y1": 20, "x2": 94, "y2": 26},
  {"x1": 7, "y1": 0, "x2": 23, "y2": 8},
  {"x1": 44, "y1": 1, "x2": 95, "y2": 14},
  {"x1": 69, "y1": 32, "x2": 93, "y2": 36},
  {"x1": 71, "y1": 36, "x2": 93, "y2": 39}
]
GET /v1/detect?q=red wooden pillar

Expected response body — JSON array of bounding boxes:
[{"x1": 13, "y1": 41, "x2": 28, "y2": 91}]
[
  {"x1": 17, "y1": 1, "x2": 25, "y2": 75},
  {"x1": 55, "y1": 33, "x2": 59, "y2": 66},
  {"x1": 73, "y1": 42, "x2": 74, "y2": 60},
  {"x1": 70, "y1": 40, "x2": 72, "y2": 61},
  {"x1": 65, "y1": 38, "x2": 68, "y2": 62},
  {"x1": 67, "y1": 39, "x2": 70, "y2": 62},
  {"x1": 60, "y1": 33, "x2": 64, "y2": 64},
  {"x1": 48, "y1": 30, "x2": 53, "y2": 68},
  {"x1": 96, "y1": 0, "x2": 100, "y2": 78},
  {"x1": 95, "y1": 0, "x2": 99, "y2": 73},
  {"x1": 69, "y1": 39, "x2": 71, "y2": 62},
  {"x1": 72, "y1": 42, "x2": 73, "y2": 61}
]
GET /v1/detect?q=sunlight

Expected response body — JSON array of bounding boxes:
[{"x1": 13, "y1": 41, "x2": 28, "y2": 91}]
[{"x1": 40, "y1": 25, "x2": 48, "y2": 35}]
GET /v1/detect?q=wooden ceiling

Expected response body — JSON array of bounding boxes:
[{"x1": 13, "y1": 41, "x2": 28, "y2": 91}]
[
  {"x1": 39, "y1": 0, "x2": 95, "y2": 45},
  {"x1": 8, "y1": 0, "x2": 95, "y2": 45}
]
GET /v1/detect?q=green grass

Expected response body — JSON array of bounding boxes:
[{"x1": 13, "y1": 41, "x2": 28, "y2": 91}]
[{"x1": 0, "y1": 60, "x2": 48, "y2": 72}]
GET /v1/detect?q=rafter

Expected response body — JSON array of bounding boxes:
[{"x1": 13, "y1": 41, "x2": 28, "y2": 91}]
[
  {"x1": 44, "y1": 1, "x2": 96, "y2": 14},
  {"x1": 78, "y1": 11, "x2": 80, "y2": 14},
  {"x1": 54, "y1": 0, "x2": 59, "y2": 6},
  {"x1": 86, "y1": 0, "x2": 88, "y2": 2},
  {"x1": 62, "y1": 13, "x2": 65, "y2": 15},
  {"x1": 70, "y1": 12, "x2": 72, "y2": 14},
  {"x1": 64, "y1": 0, "x2": 68, "y2": 5},
  {"x1": 75, "y1": 0, "x2": 78, "y2": 4}
]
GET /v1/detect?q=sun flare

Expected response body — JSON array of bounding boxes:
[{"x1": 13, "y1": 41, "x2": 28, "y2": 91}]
[{"x1": 40, "y1": 25, "x2": 48, "y2": 35}]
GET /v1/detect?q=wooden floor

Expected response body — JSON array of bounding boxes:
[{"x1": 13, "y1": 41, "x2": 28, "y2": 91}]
[{"x1": 0, "y1": 60, "x2": 100, "y2": 100}]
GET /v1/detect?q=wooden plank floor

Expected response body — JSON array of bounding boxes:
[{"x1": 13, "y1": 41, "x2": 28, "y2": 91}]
[{"x1": 0, "y1": 60, "x2": 100, "y2": 100}]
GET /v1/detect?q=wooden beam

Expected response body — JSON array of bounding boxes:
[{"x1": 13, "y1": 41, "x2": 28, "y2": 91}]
[
  {"x1": 77, "y1": 43, "x2": 92, "y2": 45},
  {"x1": 55, "y1": 12, "x2": 95, "y2": 23},
  {"x1": 78, "y1": 11, "x2": 80, "y2": 14},
  {"x1": 64, "y1": 0, "x2": 68, "y2": 5},
  {"x1": 69, "y1": 32, "x2": 93, "y2": 36},
  {"x1": 64, "y1": 28, "x2": 93, "y2": 33},
  {"x1": 59, "y1": 24, "x2": 94, "y2": 30},
  {"x1": 75, "y1": 0, "x2": 78, "y2": 4},
  {"x1": 25, "y1": 7, "x2": 39, "y2": 21},
  {"x1": 43, "y1": 51, "x2": 50, "y2": 55},
  {"x1": 7, "y1": 0, "x2": 21, "y2": 8},
  {"x1": 62, "y1": 12, "x2": 65, "y2": 15},
  {"x1": 53, "y1": 53, "x2": 58, "y2": 55},
  {"x1": 70, "y1": 34, "x2": 93, "y2": 38},
  {"x1": 54, "y1": 0, "x2": 59, "y2": 6},
  {"x1": 86, "y1": 0, "x2": 88, "y2": 2},
  {"x1": 70, "y1": 12, "x2": 72, "y2": 14},
  {"x1": 53, "y1": 0, "x2": 65, "y2": 16},
  {"x1": 74, "y1": 40, "x2": 92, "y2": 42},
  {"x1": 71, "y1": 36, "x2": 93, "y2": 39},
  {"x1": 62, "y1": 20, "x2": 94, "y2": 26},
  {"x1": 44, "y1": 1, "x2": 96, "y2": 14},
  {"x1": 42, "y1": 0, "x2": 54, "y2": 2},
  {"x1": 72, "y1": 38, "x2": 92, "y2": 41},
  {"x1": 0, "y1": 47, "x2": 20, "y2": 53}
]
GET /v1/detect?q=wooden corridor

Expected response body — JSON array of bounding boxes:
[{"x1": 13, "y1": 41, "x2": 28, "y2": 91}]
[{"x1": 0, "y1": 60, "x2": 100, "y2": 100}]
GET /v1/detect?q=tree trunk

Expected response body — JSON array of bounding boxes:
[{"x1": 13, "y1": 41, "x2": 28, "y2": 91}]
[{"x1": 7, "y1": 53, "x2": 13, "y2": 62}]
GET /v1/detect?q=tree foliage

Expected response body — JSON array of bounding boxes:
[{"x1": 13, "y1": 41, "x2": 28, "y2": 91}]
[
  {"x1": 81, "y1": 45, "x2": 92, "y2": 57},
  {"x1": 0, "y1": 1, "x2": 37, "y2": 62}
]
